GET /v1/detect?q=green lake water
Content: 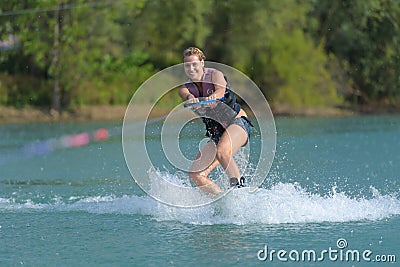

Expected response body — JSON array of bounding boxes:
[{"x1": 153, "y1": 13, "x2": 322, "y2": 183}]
[{"x1": 1, "y1": 115, "x2": 399, "y2": 266}]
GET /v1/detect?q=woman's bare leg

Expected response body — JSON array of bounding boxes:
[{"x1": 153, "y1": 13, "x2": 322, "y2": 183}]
[
  {"x1": 189, "y1": 141, "x2": 222, "y2": 196},
  {"x1": 216, "y1": 124, "x2": 248, "y2": 179},
  {"x1": 189, "y1": 124, "x2": 248, "y2": 195}
]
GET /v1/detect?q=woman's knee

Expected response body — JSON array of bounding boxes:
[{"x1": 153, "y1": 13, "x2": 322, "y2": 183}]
[
  {"x1": 216, "y1": 143, "x2": 232, "y2": 163},
  {"x1": 189, "y1": 171, "x2": 207, "y2": 185}
]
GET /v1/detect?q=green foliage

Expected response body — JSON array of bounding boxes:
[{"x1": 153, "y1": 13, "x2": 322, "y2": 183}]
[
  {"x1": 0, "y1": 72, "x2": 50, "y2": 107},
  {"x1": 0, "y1": 0, "x2": 152, "y2": 108},
  {"x1": 310, "y1": 0, "x2": 400, "y2": 102},
  {"x1": 121, "y1": 0, "x2": 212, "y2": 66},
  {"x1": 71, "y1": 50, "x2": 155, "y2": 106},
  {"x1": 209, "y1": 0, "x2": 341, "y2": 107},
  {"x1": 0, "y1": 0, "x2": 399, "y2": 111},
  {"x1": 270, "y1": 30, "x2": 341, "y2": 107}
]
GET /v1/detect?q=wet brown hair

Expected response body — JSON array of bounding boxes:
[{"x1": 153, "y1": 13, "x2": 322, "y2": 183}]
[{"x1": 183, "y1": 47, "x2": 206, "y2": 61}]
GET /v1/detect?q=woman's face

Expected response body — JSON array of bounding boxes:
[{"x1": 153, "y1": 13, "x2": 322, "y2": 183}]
[{"x1": 184, "y1": 55, "x2": 204, "y2": 81}]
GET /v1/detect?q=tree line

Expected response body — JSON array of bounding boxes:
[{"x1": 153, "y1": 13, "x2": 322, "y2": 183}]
[{"x1": 0, "y1": 0, "x2": 399, "y2": 112}]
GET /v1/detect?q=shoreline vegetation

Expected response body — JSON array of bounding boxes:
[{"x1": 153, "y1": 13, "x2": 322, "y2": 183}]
[
  {"x1": 1, "y1": 103, "x2": 399, "y2": 124},
  {"x1": 1, "y1": 2, "x2": 400, "y2": 120}
]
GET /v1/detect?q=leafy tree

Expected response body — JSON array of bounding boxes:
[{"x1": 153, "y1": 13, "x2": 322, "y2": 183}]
[
  {"x1": 3, "y1": 0, "x2": 399, "y2": 112},
  {"x1": 310, "y1": 0, "x2": 400, "y2": 103},
  {"x1": 0, "y1": 0, "x2": 153, "y2": 110},
  {"x1": 209, "y1": 0, "x2": 341, "y2": 107},
  {"x1": 121, "y1": 0, "x2": 212, "y2": 67}
]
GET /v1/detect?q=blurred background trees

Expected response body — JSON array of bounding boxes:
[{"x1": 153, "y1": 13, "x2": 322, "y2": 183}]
[{"x1": 0, "y1": 0, "x2": 399, "y2": 112}]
